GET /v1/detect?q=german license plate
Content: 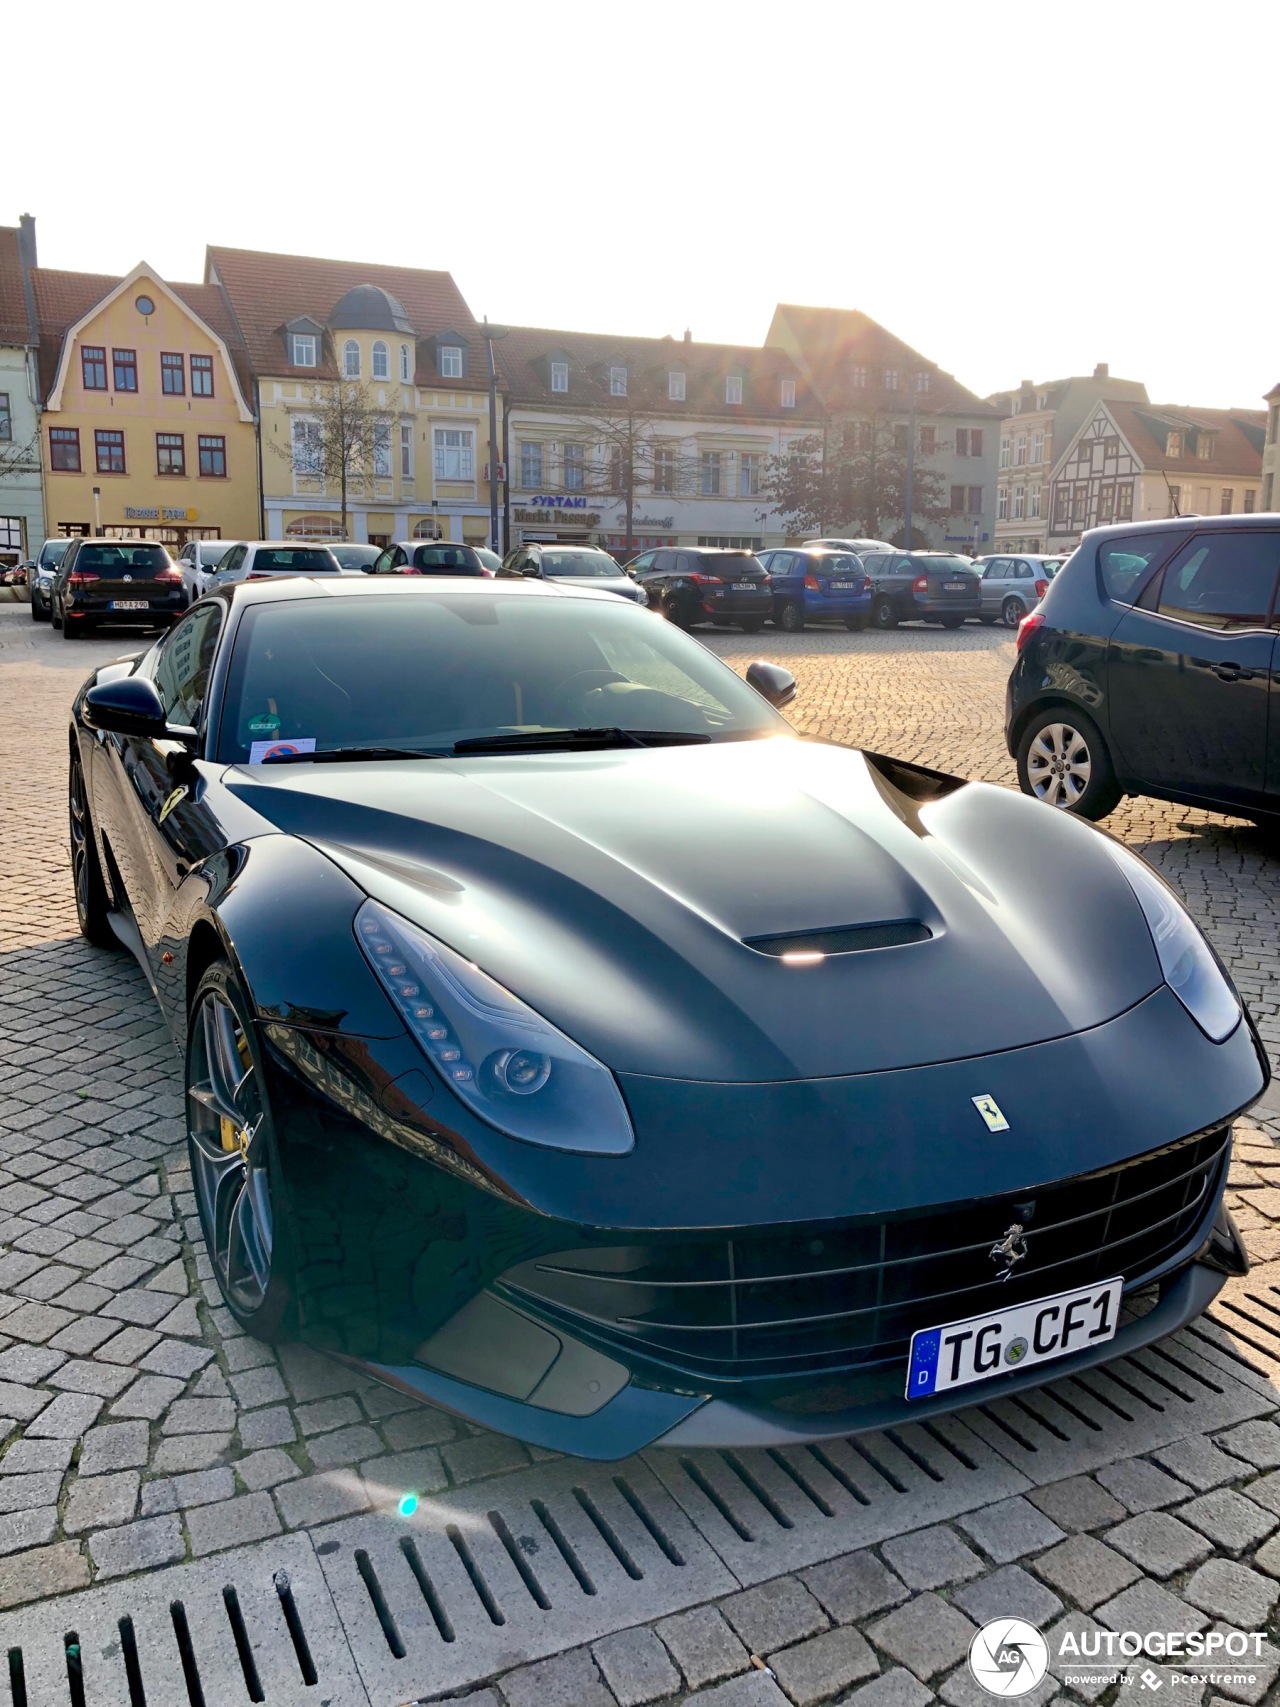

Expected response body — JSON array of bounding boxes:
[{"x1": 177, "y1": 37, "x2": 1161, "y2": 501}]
[
  {"x1": 943, "y1": 581, "x2": 969, "y2": 592},
  {"x1": 111, "y1": 600, "x2": 148, "y2": 610},
  {"x1": 732, "y1": 582, "x2": 756, "y2": 592},
  {"x1": 905, "y1": 1276, "x2": 1122, "y2": 1400},
  {"x1": 831, "y1": 582, "x2": 858, "y2": 590}
]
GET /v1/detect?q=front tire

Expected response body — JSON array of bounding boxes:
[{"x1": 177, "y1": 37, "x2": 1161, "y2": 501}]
[
  {"x1": 663, "y1": 595, "x2": 691, "y2": 630},
  {"x1": 872, "y1": 597, "x2": 897, "y2": 630},
  {"x1": 1002, "y1": 595, "x2": 1026, "y2": 628},
  {"x1": 69, "y1": 753, "x2": 117, "y2": 950},
  {"x1": 1016, "y1": 708, "x2": 1122, "y2": 820},
  {"x1": 30, "y1": 599, "x2": 47, "y2": 623},
  {"x1": 187, "y1": 959, "x2": 296, "y2": 1339}
]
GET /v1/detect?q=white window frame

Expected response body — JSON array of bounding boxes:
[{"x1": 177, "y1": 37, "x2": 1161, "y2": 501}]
[
  {"x1": 739, "y1": 452, "x2": 761, "y2": 498},
  {"x1": 725, "y1": 374, "x2": 743, "y2": 405},
  {"x1": 780, "y1": 378, "x2": 795, "y2": 408},
  {"x1": 1012, "y1": 484, "x2": 1025, "y2": 520},
  {"x1": 997, "y1": 486, "x2": 1009, "y2": 520},
  {"x1": 433, "y1": 427, "x2": 474, "y2": 480},
  {"x1": 999, "y1": 437, "x2": 1011, "y2": 469},
  {"x1": 1015, "y1": 434, "x2": 1027, "y2": 466},
  {"x1": 343, "y1": 340, "x2": 361, "y2": 379},
  {"x1": 550, "y1": 361, "x2": 569, "y2": 393},
  {"x1": 653, "y1": 445, "x2": 677, "y2": 492},
  {"x1": 520, "y1": 442, "x2": 543, "y2": 488},
  {"x1": 700, "y1": 450, "x2": 722, "y2": 496},
  {"x1": 669, "y1": 371, "x2": 686, "y2": 402},
  {"x1": 291, "y1": 416, "x2": 322, "y2": 475},
  {"x1": 400, "y1": 422, "x2": 413, "y2": 479},
  {"x1": 915, "y1": 371, "x2": 930, "y2": 394},
  {"x1": 373, "y1": 419, "x2": 392, "y2": 478},
  {"x1": 609, "y1": 366, "x2": 627, "y2": 396},
  {"x1": 372, "y1": 341, "x2": 389, "y2": 380},
  {"x1": 562, "y1": 442, "x2": 585, "y2": 490},
  {"x1": 400, "y1": 344, "x2": 412, "y2": 382},
  {"x1": 440, "y1": 346, "x2": 464, "y2": 380},
  {"x1": 1029, "y1": 484, "x2": 1042, "y2": 519},
  {"x1": 291, "y1": 333, "x2": 317, "y2": 368},
  {"x1": 1031, "y1": 430, "x2": 1044, "y2": 463}
]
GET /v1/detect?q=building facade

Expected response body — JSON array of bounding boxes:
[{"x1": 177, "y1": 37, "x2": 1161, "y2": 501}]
[
  {"x1": 207, "y1": 248, "x2": 502, "y2": 548},
  {"x1": 1263, "y1": 383, "x2": 1280, "y2": 511},
  {"x1": 1048, "y1": 401, "x2": 1265, "y2": 548},
  {"x1": 986, "y1": 365, "x2": 1149, "y2": 554},
  {"x1": 0, "y1": 219, "x2": 45, "y2": 561}
]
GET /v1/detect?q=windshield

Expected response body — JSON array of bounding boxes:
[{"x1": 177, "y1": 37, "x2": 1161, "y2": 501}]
[
  {"x1": 253, "y1": 548, "x2": 336, "y2": 571},
  {"x1": 540, "y1": 551, "x2": 620, "y2": 578},
  {"x1": 410, "y1": 545, "x2": 483, "y2": 574},
  {"x1": 330, "y1": 545, "x2": 381, "y2": 571},
  {"x1": 918, "y1": 556, "x2": 976, "y2": 574},
  {"x1": 76, "y1": 544, "x2": 172, "y2": 574},
  {"x1": 39, "y1": 540, "x2": 71, "y2": 568},
  {"x1": 217, "y1": 592, "x2": 786, "y2": 763}
]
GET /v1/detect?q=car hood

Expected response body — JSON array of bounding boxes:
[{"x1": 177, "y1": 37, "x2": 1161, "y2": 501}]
[
  {"x1": 548, "y1": 573, "x2": 643, "y2": 599},
  {"x1": 224, "y1": 738, "x2": 1163, "y2": 1081}
]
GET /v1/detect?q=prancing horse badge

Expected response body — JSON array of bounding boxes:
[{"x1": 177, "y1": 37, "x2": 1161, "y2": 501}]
[{"x1": 972, "y1": 1094, "x2": 1010, "y2": 1133}]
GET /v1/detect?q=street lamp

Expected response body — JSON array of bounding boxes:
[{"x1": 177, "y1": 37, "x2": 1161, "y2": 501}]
[{"x1": 481, "y1": 318, "x2": 508, "y2": 555}]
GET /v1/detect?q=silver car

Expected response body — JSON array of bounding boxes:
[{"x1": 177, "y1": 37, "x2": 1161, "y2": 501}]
[
  {"x1": 977, "y1": 554, "x2": 1067, "y2": 627},
  {"x1": 176, "y1": 539, "x2": 232, "y2": 604}
]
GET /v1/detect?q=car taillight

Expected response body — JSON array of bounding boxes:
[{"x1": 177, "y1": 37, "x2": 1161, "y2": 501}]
[
  {"x1": 913, "y1": 575, "x2": 929, "y2": 592},
  {"x1": 688, "y1": 572, "x2": 723, "y2": 586},
  {"x1": 154, "y1": 568, "x2": 183, "y2": 584},
  {"x1": 1034, "y1": 578, "x2": 1048, "y2": 599},
  {"x1": 67, "y1": 571, "x2": 99, "y2": 587},
  {"x1": 804, "y1": 573, "x2": 820, "y2": 591},
  {"x1": 1016, "y1": 610, "x2": 1045, "y2": 653},
  {"x1": 247, "y1": 571, "x2": 271, "y2": 580},
  {"x1": 861, "y1": 576, "x2": 872, "y2": 592}
]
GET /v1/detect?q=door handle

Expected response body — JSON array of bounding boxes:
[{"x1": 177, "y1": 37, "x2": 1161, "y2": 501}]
[{"x1": 1213, "y1": 662, "x2": 1242, "y2": 682}]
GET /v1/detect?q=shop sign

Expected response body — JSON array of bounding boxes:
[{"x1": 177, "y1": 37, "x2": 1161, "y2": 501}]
[
  {"x1": 516, "y1": 507, "x2": 600, "y2": 527},
  {"x1": 633, "y1": 515, "x2": 675, "y2": 528},
  {"x1": 125, "y1": 506, "x2": 200, "y2": 523},
  {"x1": 524, "y1": 495, "x2": 595, "y2": 509}
]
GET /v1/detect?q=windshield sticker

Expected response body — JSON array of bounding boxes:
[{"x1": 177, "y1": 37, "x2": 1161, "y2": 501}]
[
  {"x1": 247, "y1": 712, "x2": 281, "y2": 739},
  {"x1": 249, "y1": 737, "x2": 316, "y2": 764}
]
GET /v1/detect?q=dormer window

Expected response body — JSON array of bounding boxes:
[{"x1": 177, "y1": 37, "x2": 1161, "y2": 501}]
[
  {"x1": 292, "y1": 334, "x2": 316, "y2": 367},
  {"x1": 781, "y1": 378, "x2": 796, "y2": 408},
  {"x1": 725, "y1": 374, "x2": 743, "y2": 405},
  {"x1": 400, "y1": 344, "x2": 411, "y2": 382},
  {"x1": 551, "y1": 361, "x2": 569, "y2": 393},
  {"x1": 610, "y1": 366, "x2": 627, "y2": 396},
  {"x1": 1166, "y1": 430, "x2": 1182, "y2": 457},
  {"x1": 440, "y1": 345, "x2": 464, "y2": 379},
  {"x1": 1196, "y1": 435, "x2": 1213, "y2": 461},
  {"x1": 372, "y1": 341, "x2": 389, "y2": 380},
  {"x1": 669, "y1": 371, "x2": 686, "y2": 401},
  {"x1": 343, "y1": 340, "x2": 360, "y2": 379}
]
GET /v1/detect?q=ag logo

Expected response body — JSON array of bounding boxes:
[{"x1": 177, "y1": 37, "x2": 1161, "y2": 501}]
[
  {"x1": 972, "y1": 1094, "x2": 1010, "y2": 1133},
  {"x1": 968, "y1": 1619, "x2": 1049, "y2": 1697}
]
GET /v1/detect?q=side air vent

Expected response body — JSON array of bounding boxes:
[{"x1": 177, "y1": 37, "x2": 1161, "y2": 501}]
[{"x1": 745, "y1": 920, "x2": 932, "y2": 957}]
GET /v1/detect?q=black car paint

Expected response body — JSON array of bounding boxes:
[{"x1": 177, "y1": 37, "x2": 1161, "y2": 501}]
[
  {"x1": 71, "y1": 577, "x2": 1265, "y2": 1455},
  {"x1": 630, "y1": 547, "x2": 772, "y2": 628},
  {"x1": 1006, "y1": 516, "x2": 1280, "y2": 821},
  {"x1": 53, "y1": 537, "x2": 185, "y2": 633},
  {"x1": 870, "y1": 552, "x2": 983, "y2": 625}
]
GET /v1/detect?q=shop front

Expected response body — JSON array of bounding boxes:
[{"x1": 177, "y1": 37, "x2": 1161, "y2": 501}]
[
  {"x1": 512, "y1": 494, "x2": 603, "y2": 545},
  {"x1": 58, "y1": 505, "x2": 224, "y2": 550}
]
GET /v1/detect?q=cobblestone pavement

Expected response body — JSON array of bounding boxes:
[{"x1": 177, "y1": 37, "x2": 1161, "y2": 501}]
[{"x1": 2, "y1": 604, "x2": 1280, "y2": 1706}]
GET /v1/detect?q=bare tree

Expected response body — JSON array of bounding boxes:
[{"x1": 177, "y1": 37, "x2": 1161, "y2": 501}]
[
  {"x1": 761, "y1": 412, "x2": 950, "y2": 544},
  {"x1": 556, "y1": 372, "x2": 697, "y2": 554},
  {"x1": 0, "y1": 427, "x2": 40, "y2": 485},
  {"x1": 269, "y1": 370, "x2": 386, "y2": 540}
]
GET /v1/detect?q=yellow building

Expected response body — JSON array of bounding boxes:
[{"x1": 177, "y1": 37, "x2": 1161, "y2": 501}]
[
  {"x1": 206, "y1": 247, "x2": 501, "y2": 547},
  {"x1": 33, "y1": 261, "x2": 257, "y2": 547}
]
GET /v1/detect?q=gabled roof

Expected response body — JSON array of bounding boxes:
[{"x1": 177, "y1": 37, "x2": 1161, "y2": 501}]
[
  {"x1": 499, "y1": 324, "x2": 820, "y2": 420},
  {"x1": 1107, "y1": 402, "x2": 1266, "y2": 479},
  {"x1": 0, "y1": 227, "x2": 34, "y2": 344},
  {"x1": 986, "y1": 373, "x2": 1149, "y2": 417},
  {"x1": 766, "y1": 304, "x2": 999, "y2": 417},
  {"x1": 205, "y1": 245, "x2": 484, "y2": 387}
]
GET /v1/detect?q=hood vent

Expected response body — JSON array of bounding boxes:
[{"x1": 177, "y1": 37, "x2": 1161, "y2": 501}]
[{"x1": 745, "y1": 920, "x2": 931, "y2": 957}]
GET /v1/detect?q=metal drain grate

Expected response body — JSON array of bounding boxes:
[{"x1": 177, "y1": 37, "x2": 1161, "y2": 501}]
[
  {"x1": 1194, "y1": 1261, "x2": 1280, "y2": 1388},
  {"x1": 645, "y1": 1412, "x2": 1028, "y2": 1586},
  {"x1": 0, "y1": 1534, "x2": 366, "y2": 1707},
  {"x1": 311, "y1": 1455, "x2": 734, "y2": 1704},
  {"x1": 961, "y1": 1332, "x2": 1270, "y2": 1483}
]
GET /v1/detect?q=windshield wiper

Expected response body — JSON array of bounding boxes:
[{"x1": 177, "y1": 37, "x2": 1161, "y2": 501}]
[
  {"x1": 451, "y1": 726, "x2": 711, "y2": 755},
  {"x1": 259, "y1": 745, "x2": 446, "y2": 764}
]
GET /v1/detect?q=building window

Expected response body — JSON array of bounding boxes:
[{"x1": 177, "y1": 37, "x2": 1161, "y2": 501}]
[
  {"x1": 669, "y1": 371, "x2": 686, "y2": 401},
  {"x1": 156, "y1": 432, "x2": 185, "y2": 476},
  {"x1": 1015, "y1": 434, "x2": 1027, "y2": 466},
  {"x1": 1115, "y1": 482, "x2": 1133, "y2": 520},
  {"x1": 292, "y1": 334, "x2": 316, "y2": 367},
  {"x1": 1197, "y1": 436, "x2": 1213, "y2": 460},
  {"x1": 49, "y1": 427, "x2": 81, "y2": 471},
  {"x1": 0, "y1": 393, "x2": 8, "y2": 440},
  {"x1": 882, "y1": 367, "x2": 899, "y2": 390},
  {"x1": 955, "y1": 428, "x2": 970, "y2": 457},
  {"x1": 610, "y1": 366, "x2": 627, "y2": 396},
  {"x1": 780, "y1": 378, "x2": 795, "y2": 408},
  {"x1": 1031, "y1": 430, "x2": 1044, "y2": 463},
  {"x1": 725, "y1": 375, "x2": 743, "y2": 405},
  {"x1": 700, "y1": 451, "x2": 722, "y2": 496},
  {"x1": 190, "y1": 355, "x2": 213, "y2": 397},
  {"x1": 160, "y1": 352, "x2": 185, "y2": 395},
  {"x1": 400, "y1": 422, "x2": 413, "y2": 478},
  {"x1": 653, "y1": 446, "x2": 677, "y2": 492},
  {"x1": 82, "y1": 346, "x2": 107, "y2": 390},
  {"x1": 1070, "y1": 485, "x2": 1088, "y2": 527},
  {"x1": 1052, "y1": 486, "x2": 1070, "y2": 528},
  {"x1": 740, "y1": 453, "x2": 761, "y2": 498},
  {"x1": 1098, "y1": 482, "x2": 1115, "y2": 523},
  {"x1": 95, "y1": 428, "x2": 126, "y2": 474},
  {"x1": 1244, "y1": 489, "x2": 1256, "y2": 513},
  {"x1": 1103, "y1": 435, "x2": 1119, "y2": 459},
  {"x1": 434, "y1": 427, "x2": 473, "y2": 480},
  {"x1": 112, "y1": 349, "x2": 138, "y2": 392},
  {"x1": 373, "y1": 420, "x2": 391, "y2": 477},
  {"x1": 950, "y1": 484, "x2": 965, "y2": 512},
  {"x1": 400, "y1": 344, "x2": 412, "y2": 382},
  {"x1": 1221, "y1": 488, "x2": 1234, "y2": 514},
  {"x1": 562, "y1": 443, "x2": 585, "y2": 490},
  {"x1": 997, "y1": 487, "x2": 1008, "y2": 520},
  {"x1": 1011, "y1": 397, "x2": 1022, "y2": 415},
  {"x1": 198, "y1": 434, "x2": 227, "y2": 477},
  {"x1": 1167, "y1": 484, "x2": 1182, "y2": 518},
  {"x1": 915, "y1": 371, "x2": 930, "y2": 394},
  {"x1": 1029, "y1": 485, "x2": 1042, "y2": 519},
  {"x1": 919, "y1": 425, "x2": 936, "y2": 455},
  {"x1": 343, "y1": 341, "x2": 361, "y2": 379},
  {"x1": 892, "y1": 424, "x2": 908, "y2": 454},
  {"x1": 968, "y1": 486, "x2": 983, "y2": 514},
  {"x1": 292, "y1": 418, "x2": 322, "y2": 474},
  {"x1": 439, "y1": 345, "x2": 464, "y2": 379},
  {"x1": 999, "y1": 437, "x2": 1011, "y2": 469},
  {"x1": 849, "y1": 365, "x2": 867, "y2": 389},
  {"x1": 372, "y1": 341, "x2": 389, "y2": 380},
  {"x1": 970, "y1": 429, "x2": 984, "y2": 458},
  {"x1": 520, "y1": 442, "x2": 543, "y2": 488},
  {"x1": 1166, "y1": 430, "x2": 1182, "y2": 457},
  {"x1": 1012, "y1": 485, "x2": 1025, "y2": 519},
  {"x1": 550, "y1": 361, "x2": 569, "y2": 393}
]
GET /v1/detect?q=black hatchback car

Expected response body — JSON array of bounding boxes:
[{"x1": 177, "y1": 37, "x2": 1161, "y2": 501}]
[
  {"x1": 52, "y1": 538, "x2": 186, "y2": 638},
  {"x1": 868, "y1": 551, "x2": 983, "y2": 629},
  {"x1": 1006, "y1": 515, "x2": 1280, "y2": 823},
  {"x1": 628, "y1": 546, "x2": 772, "y2": 631}
]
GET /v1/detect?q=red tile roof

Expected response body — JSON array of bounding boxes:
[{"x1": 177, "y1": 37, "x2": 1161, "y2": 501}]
[
  {"x1": 0, "y1": 228, "x2": 33, "y2": 344},
  {"x1": 1108, "y1": 402, "x2": 1265, "y2": 480},
  {"x1": 767, "y1": 304, "x2": 999, "y2": 417},
  {"x1": 206, "y1": 245, "x2": 487, "y2": 388}
]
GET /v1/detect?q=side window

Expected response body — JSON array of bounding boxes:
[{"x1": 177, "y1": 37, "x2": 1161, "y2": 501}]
[
  {"x1": 653, "y1": 551, "x2": 676, "y2": 572},
  {"x1": 675, "y1": 552, "x2": 694, "y2": 573},
  {"x1": 1015, "y1": 560, "x2": 1032, "y2": 579},
  {"x1": 1154, "y1": 532, "x2": 1280, "y2": 632},
  {"x1": 153, "y1": 603, "x2": 222, "y2": 726},
  {"x1": 770, "y1": 552, "x2": 795, "y2": 576},
  {"x1": 373, "y1": 550, "x2": 395, "y2": 574},
  {"x1": 983, "y1": 558, "x2": 1008, "y2": 579},
  {"x1": 1097, "y1": 534, "x2": 1171, "y2": 604},
  {"x1": 631, "y1": 552, "x2": 656, "y2": 572}
]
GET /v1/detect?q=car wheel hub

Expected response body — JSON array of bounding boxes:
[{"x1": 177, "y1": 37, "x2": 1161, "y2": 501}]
[{"x1": 1027, "y1": 723, "x2": 1091, "y2": 808}]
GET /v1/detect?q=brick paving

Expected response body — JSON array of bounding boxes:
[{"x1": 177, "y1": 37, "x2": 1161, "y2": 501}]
[{"x1": 2, "y1": 606, "x2": 1280, "y2": 1704}]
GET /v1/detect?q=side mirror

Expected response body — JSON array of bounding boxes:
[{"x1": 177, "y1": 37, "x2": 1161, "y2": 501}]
[
  {"x1": 746, "y1": 661, "x2": 797, "y2": 708},
  {"x1": 83, "y1": 677, "x2": 193, "y2": 742}
]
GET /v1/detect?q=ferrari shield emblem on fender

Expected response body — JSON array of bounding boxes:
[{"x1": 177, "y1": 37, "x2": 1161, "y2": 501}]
[{"x1": 972, "y1": 1094, "x2": 1010, "y2": 1133}]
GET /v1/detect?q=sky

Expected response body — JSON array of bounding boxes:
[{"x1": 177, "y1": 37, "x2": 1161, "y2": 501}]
[{"x1": 11, "y1": 0, "x2": 1278, "y2": 409}]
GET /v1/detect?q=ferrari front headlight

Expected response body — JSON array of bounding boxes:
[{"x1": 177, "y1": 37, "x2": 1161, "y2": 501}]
[
  {"x1": 356, "y1": 900, "x2": 634, "y2": 1154},
  {"x1": 1105, "y1": 842, "x2": 1241, "y2": 1042}
]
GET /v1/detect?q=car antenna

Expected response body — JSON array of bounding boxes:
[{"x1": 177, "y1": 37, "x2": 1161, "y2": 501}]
[{"x1": 1162, "y1": 469, "x2": 1181, "y2": 517}]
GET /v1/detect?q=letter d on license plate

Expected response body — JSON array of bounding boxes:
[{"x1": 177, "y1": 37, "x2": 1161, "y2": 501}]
[{"x1": 906, "y1": 1277, "x2": 1122, "y2": 1399}]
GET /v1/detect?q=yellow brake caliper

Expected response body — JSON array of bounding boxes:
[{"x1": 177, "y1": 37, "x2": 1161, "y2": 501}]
[{"x1": 219, "y1": 1030, "x2": 254, "y2": 1155}]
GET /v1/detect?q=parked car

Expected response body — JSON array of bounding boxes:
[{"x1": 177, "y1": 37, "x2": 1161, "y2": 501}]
[
  {"x1": 51, "y1": 539, "x2": 186, "y2": 637},
  {"x1": 329, "y1": 543, "x2": 383, "y2": 573},
  {"x1": 175, "y1": 539, "x2": 231, "y2": 605},
  {"x1": 758, "y1": 546, "x2": 872, "y2": 632},
  {"x1": 30, "y1": 538, "x2": 72, "y2": 622},
  {"x1": 976, "y1": 555, "x2": 1067, "y2": 627},
  {"x1": 68, "y1": 573, "x2": 1261, "y2": 1453},
  {"x1": 628, "y1": 546, "x2": 772, "y2": 631},
  {"x1": 867, "y1": 551, "x2": 983, "y2": 629},
  {"x1": 804, "y1": 536, "x2": 896, "y2": 556},
  {"x1": 208, "y1": 542, "x2": 344, "y2": 589},
  {"x1": 371, "y1": 542, "x2": 489, "y2": 577},
  {"x1": 1007, "y1": 515, "x2": 1280, "y2": 824},
  {"x1": 501, "y1": 542, "x2": 648, "y2": 605},
  {"x1": 473, "y1": 547, "x2": 504, "y2": 574}
]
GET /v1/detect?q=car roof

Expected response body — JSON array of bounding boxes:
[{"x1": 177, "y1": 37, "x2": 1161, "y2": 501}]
[{"x1": 1080, "y1": 512, "x2": 1280, "y2": 543}]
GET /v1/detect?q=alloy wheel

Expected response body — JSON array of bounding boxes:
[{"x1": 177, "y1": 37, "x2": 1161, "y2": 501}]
[
  {"x1": 68, "y1": 762, "x2": 93, "y2": 927},
  {"x1": 1003, "y1": 596, "x2": 1025, "y2": 628},
  {"x1": 187, "y1": 989, "x2": 274, "y2": 1313},
  {"x1": 1025, "y1": 722, "x2": 1092, "y2": 808}
]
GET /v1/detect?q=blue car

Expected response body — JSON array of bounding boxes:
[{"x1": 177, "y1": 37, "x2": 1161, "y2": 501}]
[{"x1": 759, "y1": 546, "x2": 873, "y2": 633}]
